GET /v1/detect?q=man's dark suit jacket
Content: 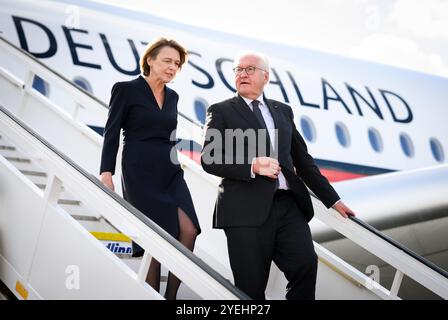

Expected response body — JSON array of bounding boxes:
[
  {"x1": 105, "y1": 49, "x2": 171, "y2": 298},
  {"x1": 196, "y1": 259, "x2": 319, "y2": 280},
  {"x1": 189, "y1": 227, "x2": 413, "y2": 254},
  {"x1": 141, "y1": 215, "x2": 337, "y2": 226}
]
[{"x1": 201, "y1": 95, "x2": 340, "y2": 228}]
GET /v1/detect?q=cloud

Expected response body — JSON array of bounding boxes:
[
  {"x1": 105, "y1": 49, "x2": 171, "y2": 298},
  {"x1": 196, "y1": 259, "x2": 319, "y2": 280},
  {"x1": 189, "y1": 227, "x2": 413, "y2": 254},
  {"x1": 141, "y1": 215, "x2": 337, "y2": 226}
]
[
  {"x1": 350, "y1": 33, "x2": 448, "y2": 77},
  {"x1": 389, "y1": 0, "x2": 448, "y2": 38}
]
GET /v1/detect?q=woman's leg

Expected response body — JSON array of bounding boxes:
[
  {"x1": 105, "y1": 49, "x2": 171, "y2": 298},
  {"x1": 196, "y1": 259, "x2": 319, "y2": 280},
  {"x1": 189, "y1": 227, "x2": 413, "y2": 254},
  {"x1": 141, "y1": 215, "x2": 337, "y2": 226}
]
[
  {"x1": 146, "y1": 258, "x2": 161, "y2": 293},
  {"x1": 164, "y1": 208, "x2": 198, "y2": 300}
]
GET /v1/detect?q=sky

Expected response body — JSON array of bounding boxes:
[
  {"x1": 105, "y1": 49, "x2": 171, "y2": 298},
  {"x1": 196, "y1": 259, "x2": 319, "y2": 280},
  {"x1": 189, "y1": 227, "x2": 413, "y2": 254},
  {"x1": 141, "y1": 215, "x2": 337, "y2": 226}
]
[{"x1": 98, "y1": 0, "x2": 448, "y2": 79}]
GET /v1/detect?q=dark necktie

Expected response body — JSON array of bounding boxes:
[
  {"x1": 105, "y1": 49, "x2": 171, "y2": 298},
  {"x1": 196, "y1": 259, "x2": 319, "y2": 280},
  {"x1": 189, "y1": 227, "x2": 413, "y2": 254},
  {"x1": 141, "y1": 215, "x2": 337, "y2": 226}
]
[
  {"x1": 251, "y1": 100, "x2": 267, "y2": 129},
  {"x1": 251, "y1": 100, "x2": 279, "y2": 189}
]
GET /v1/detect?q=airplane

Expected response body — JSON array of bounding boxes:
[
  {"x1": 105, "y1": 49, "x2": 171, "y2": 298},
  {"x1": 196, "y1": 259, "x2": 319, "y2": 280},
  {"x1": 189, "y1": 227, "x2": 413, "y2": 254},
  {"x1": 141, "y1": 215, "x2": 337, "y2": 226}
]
[
  {"x1": 1, "y1": 0, "x2": 447, "y2": 299},
  {"x1": 2, "y1": 0, "x2": 447, "y2": 180}
]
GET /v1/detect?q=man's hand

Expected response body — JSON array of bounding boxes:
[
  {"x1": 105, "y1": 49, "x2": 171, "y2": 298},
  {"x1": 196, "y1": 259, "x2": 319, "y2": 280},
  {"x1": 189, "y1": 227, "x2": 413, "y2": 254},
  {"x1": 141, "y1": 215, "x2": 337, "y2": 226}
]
[
  {"x1": 332, "y1": 201, "x2": 356, "y2": 219},
  {"x1": 253, "y1": 157, "x2": 281, "y2": 179}
]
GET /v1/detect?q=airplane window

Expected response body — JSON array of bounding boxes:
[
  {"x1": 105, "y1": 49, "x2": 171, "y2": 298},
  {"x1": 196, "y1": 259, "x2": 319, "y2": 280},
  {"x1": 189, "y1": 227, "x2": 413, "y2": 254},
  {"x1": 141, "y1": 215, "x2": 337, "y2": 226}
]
[
  {"x1": 73, "y1": 76, "x2": 93, "y2": 94},
  {"x1": 368, "y1": 127, "x2": 383, "y2": 153},
  {"x1": 430, "y1": 138, "x2": 444, "y2": 162},
  {"x1": 335, "y1": 122, "x2": 350, "y2": 148},
  {"x1": 300, "y1": 116, "x2": 316, "y2": 143},
  {"x1": 399, "y1": 133, "x2": 415, "y2": 158},
  {"x1": 194, "y1": 98, "x2": 208, "y2": 124},
  {"x1": 32, "y1": 75, "x2": 50, "y2": 97}
]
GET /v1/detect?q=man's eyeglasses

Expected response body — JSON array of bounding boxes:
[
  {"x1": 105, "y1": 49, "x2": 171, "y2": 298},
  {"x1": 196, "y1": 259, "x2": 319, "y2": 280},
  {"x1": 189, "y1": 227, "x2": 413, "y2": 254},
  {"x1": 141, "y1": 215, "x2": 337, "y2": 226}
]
[{"x1": 232, "y1": 66, "x2": 267, "y2": 75}]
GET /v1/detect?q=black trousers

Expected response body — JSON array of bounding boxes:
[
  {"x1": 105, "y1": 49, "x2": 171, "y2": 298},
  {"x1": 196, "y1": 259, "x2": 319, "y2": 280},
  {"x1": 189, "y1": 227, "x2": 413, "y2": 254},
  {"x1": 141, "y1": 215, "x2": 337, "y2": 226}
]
[{"x1": 224, "y1": 190, "x2": 318, "y2": 300}]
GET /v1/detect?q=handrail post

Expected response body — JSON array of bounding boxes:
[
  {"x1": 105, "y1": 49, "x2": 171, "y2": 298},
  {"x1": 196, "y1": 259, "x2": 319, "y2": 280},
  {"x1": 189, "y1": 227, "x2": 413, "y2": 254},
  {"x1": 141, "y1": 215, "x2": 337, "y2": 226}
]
[
  {"x1": 137, "y1": 251, "x2": 152, "y2": 283},
  {"x1": 389, "y1": 270, "x2": 404, "y2": 298},
  {"x1": 17, "y1": 70, "x2": 34, "y2": 117},
  {"x1": 136, "y1": 251, "x2": 164, "y2": 298},
  {"x1": 72, "y1": 103, "x2": 85, "y2": 121},
  {"x1": 25, "y1": 172, "x2": 63, "y2": 281},
  {"x1": 44, "y1": 173, "x2": 63, "y2": 205}
]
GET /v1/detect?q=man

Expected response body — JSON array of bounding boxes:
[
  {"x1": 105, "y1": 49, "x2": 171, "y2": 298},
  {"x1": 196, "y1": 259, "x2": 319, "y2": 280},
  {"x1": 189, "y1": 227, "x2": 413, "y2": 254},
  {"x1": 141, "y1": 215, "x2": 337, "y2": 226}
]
[{"x1": 201, "y1": 51, "x2": 355, "y2": 300}]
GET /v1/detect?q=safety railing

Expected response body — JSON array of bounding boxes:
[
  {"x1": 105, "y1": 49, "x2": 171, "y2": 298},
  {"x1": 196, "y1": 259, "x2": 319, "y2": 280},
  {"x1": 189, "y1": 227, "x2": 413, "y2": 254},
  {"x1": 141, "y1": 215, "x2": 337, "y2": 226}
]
[{"x1": 311, "y1": 192, "x2": 448, "y2": 299}]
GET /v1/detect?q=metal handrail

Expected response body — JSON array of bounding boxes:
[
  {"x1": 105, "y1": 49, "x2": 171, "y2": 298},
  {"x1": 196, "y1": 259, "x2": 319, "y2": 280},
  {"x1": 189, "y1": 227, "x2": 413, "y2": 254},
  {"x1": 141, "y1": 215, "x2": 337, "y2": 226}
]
[
  {"x1": 348, "y1": 215, "x2": 448, "y2": 279},
  {"x1": 310, "y1": 192, "x2": 448, "y2": 280}
]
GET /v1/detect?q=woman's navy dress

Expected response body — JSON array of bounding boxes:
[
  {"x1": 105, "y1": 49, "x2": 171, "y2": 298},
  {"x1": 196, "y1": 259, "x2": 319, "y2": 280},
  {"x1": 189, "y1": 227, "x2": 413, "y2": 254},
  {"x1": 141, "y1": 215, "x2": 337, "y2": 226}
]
[{"x1": 100, "y1": 76, "x2": 201, "y2": 256}]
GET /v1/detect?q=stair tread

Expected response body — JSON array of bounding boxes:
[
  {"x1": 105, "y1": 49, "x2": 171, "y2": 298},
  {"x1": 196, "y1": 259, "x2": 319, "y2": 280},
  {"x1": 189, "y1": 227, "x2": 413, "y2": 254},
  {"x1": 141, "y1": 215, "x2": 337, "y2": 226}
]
[
  {"x1": 0, "y1": 145, "x2": 16, "y2": 151},
  {"x1": 19, "y1": 169, "x2": 47, "y2": 177},
  {"x1": 4, "y1": 156, "x2": 31, "y2": 163},
  {"x1": 58, "y1": 199, "x2": 81, "y2": 205},
  {"x1": 71, "y1": 214, "x2": 100, "y2": 221}
]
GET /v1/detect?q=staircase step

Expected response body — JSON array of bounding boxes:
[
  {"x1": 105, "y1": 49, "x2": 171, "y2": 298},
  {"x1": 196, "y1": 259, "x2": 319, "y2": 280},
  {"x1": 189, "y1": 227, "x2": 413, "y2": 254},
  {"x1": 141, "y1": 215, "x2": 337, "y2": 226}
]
[
  {"x1": 7, "y1": 160, "x2": 41, "y2": 174},
  {"x1": 76, "y1": 217, "x2": 120, "y2": 234},
  {"x1": 114, "y1": 253, "x2": 133, "y2": 259},
  {"x1": 0, "y1": 145, "x2": 15, "y2": 151},
  {"x1": 59, "y1": 201, "x2": 98, "y2": 218},
  {"x1": 72, "y1": 214, "x2": 100, "y2": 222},
  {"x1": 0, "y1": 145, "x2": 20, "y2": 159},
  {"x1": 20, "y1": 169, "x2": 47, "y2": 177},
  {"x1": 57, "y1": 199, "x2": 81, "y2": 206},
  {"x1": 4, "y1": 156, "x2": 31, "y2": 164},
  {"x1": 19, "y1": 169, "x2": 48, "y2": 186}
]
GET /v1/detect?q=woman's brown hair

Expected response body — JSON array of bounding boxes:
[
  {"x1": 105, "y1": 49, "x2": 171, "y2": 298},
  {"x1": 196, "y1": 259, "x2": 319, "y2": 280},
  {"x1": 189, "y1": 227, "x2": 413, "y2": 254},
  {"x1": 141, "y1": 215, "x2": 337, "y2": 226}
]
[{"x1": 140, "y1": 37, "x2": 188, "y2": 76}]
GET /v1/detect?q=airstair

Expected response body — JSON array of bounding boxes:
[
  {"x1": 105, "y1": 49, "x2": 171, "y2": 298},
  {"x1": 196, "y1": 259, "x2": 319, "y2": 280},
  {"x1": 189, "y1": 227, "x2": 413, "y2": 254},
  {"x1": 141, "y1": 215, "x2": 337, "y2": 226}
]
[{"x1": 1, "y1": 36, "x2": 447, "y2": 300}]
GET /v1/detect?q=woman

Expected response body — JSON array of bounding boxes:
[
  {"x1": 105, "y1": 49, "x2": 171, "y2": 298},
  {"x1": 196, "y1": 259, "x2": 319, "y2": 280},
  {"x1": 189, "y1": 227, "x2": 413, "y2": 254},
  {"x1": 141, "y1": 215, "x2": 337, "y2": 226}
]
[{"x1": 99, "y1": 37, "x2": 200, "y2": 299}]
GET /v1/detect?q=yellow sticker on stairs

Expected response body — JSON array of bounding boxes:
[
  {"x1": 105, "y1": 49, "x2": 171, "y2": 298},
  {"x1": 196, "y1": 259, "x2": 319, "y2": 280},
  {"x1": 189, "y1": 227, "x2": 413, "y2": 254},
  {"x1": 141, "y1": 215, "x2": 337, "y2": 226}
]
[{"x1": 15, "y1": 281, "x2": 28, "y2": 300}]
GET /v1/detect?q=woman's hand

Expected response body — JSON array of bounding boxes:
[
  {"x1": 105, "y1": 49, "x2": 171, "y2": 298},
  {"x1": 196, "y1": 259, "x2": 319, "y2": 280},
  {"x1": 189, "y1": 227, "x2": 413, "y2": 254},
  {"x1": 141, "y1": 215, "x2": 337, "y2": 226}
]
[{"x1": 100, "y1": 172, "x2": 115, "y2": 191}]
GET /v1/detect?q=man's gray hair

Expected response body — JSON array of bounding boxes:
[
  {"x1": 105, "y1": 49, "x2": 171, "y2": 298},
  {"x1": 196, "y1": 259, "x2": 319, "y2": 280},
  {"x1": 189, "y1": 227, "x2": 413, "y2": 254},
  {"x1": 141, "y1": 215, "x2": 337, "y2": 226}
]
[{"x1": 234, "y1": 50, "x2": 270, "y2": 71}]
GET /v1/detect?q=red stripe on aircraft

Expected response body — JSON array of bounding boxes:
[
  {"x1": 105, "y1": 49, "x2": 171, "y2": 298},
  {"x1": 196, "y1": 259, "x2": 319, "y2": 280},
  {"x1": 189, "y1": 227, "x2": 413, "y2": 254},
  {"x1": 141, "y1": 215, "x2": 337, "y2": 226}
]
[
  {"x1": 181, "y1": 150, "x2": 367, "y2": 183},
  {"x1": 320, "y1": 169, "x2": 366, "y2": 182}
]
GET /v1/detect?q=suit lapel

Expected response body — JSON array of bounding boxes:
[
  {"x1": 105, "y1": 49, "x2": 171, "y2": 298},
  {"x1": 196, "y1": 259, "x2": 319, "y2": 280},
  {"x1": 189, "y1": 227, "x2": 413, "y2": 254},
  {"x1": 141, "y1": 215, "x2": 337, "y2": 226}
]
[
  {"x1": 230, "y1": 95, "x2": 286, "y2": 152},
  {"x1": 231, "y1": 95, "x2": 263, "y2": 129}
]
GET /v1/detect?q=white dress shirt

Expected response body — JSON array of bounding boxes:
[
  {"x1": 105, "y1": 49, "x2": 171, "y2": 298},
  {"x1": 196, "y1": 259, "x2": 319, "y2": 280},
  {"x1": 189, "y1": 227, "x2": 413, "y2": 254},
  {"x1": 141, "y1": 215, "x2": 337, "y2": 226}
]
[{"x1": 241, "y1": 95, "x2": 289, "y2": 190}]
